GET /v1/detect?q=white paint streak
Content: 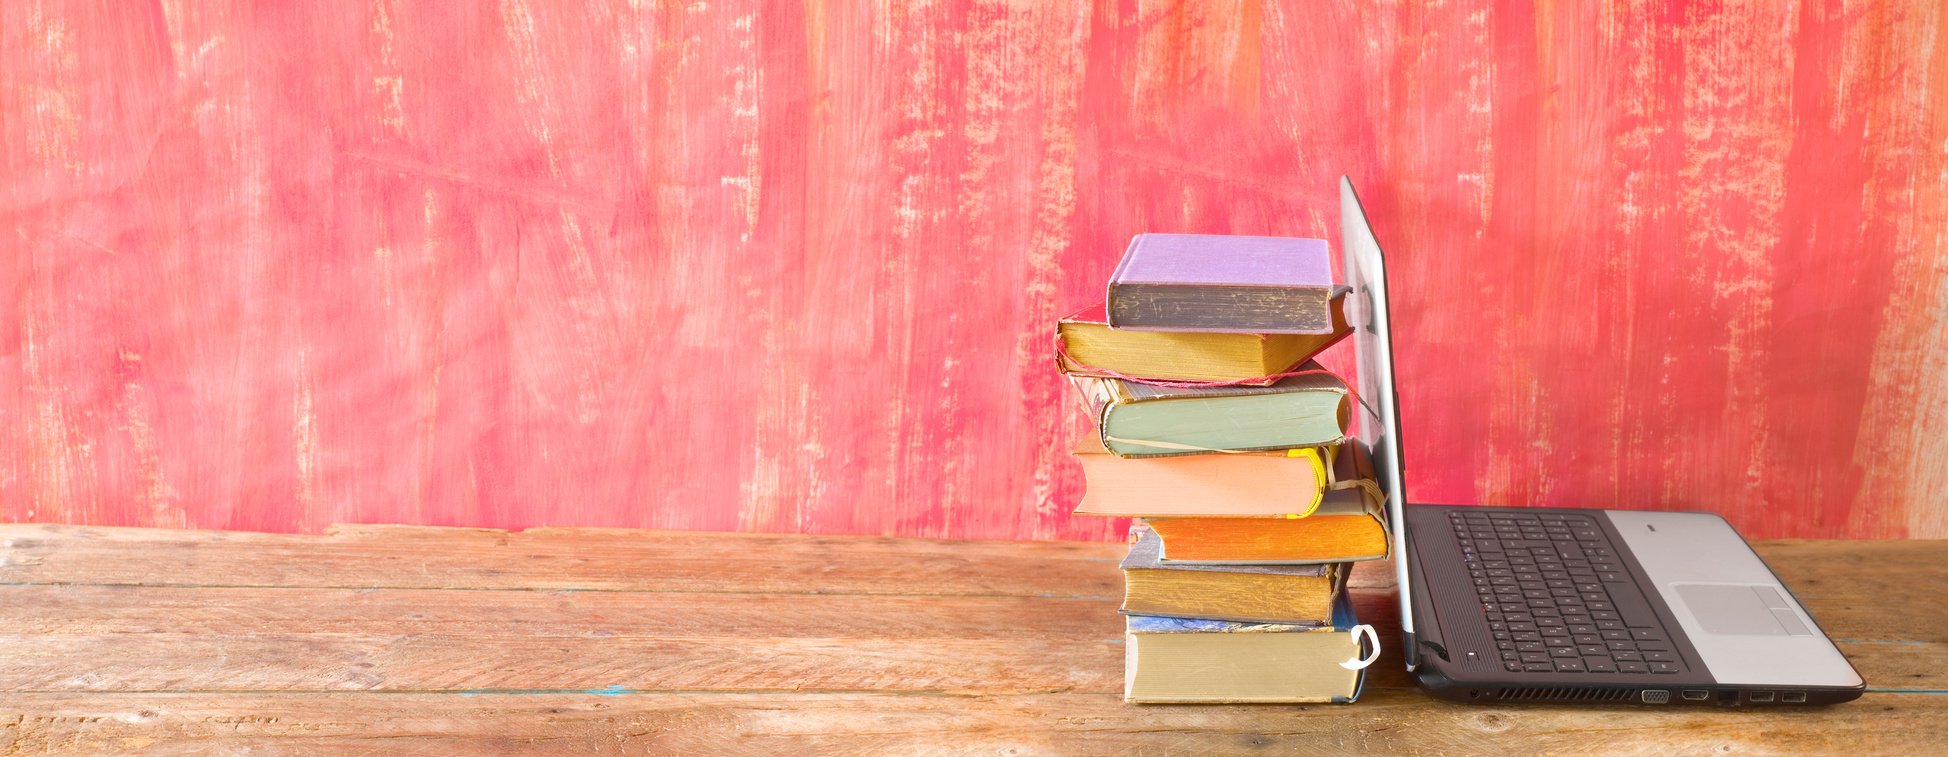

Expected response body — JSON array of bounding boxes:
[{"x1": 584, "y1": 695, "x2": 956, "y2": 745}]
[
  {"x1": 120, "y1": 352, "x2": 186, "y2": 529},
  {"x1": 1677, "y1": 4, "x2": 1791, "y2": 531},
  {"x1": 293, "y1": 345, "x2": 321, "y2": 524},
  {"x1": 372, "y1": 0, "x2": 405, "y2": 133}
]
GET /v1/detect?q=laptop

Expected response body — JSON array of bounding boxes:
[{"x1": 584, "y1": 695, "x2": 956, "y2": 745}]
[{"x1": 1337, "y1": 177, "x2": 1866, "y2": 706}]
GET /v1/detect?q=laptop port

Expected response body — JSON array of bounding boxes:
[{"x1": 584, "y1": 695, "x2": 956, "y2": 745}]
[
  {"x1": 1750, "y1": 691, "x2": 1775, "y2": 702},
  {"x1": 1782, "y1": 691, "x2": 1807, "y2": 703},
  {"x1": 1641, "y1": 690, "x2": 1670, "y2": 704},
  {"x1": 1681, "y1": 690, "x2": 1710, "y2": 701}
]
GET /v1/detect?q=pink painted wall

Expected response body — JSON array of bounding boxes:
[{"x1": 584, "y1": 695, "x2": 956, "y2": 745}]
[{"x1": 4, "y1": 1, "x2": 1945, "y2": 540}]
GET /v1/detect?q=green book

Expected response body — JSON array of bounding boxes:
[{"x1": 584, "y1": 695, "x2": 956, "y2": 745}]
[{"x1": 1069, "y1": 362, "x2": 1350, "y2": 458}]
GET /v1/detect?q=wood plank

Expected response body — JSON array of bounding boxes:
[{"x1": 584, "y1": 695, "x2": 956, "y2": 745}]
[
  {"x1": 0, "y1": 523, "x2": 1398, "y2": 596},
  {"x1": 0, "y1": 524, "x2": 1124, "y2": 597},
  {"x1": 0, "y1": 585, "x2": 1122, "y2": 640},
  {"x1": 1, "y1": 584, "x2": 1937, "y2": 694},
  {"x1": 0, "y1": 635, "x2": 1125, "y2": 694},
  {"x1": 1, "y1": 527, "x2": 1943, "y2": 754},
  {"x1": 0, "y1": 590, "x2": 1392, "y2": 694},
  {"x1": 3, "y1": 690, "x2": 1943, "y2": 756}
]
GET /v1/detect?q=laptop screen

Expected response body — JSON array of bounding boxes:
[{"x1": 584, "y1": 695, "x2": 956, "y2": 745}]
[{"x1": 1338, "y1": 177, "x2": 1414, "y2": 642}]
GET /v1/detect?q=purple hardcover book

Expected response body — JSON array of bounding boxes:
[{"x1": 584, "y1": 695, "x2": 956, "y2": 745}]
[{"x1": 1106, "y1": 234, "x2": 1335, "y2": 334}]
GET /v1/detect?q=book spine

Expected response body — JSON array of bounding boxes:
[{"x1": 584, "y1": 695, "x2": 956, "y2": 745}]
[{"x1": 1103, "y1": 236, "x2": 1145, "y2": 329}]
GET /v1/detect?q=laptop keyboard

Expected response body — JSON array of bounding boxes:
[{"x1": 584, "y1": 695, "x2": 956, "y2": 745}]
[{"x1": 1449, "y1": 510, "x2": 1687, "y2": 675}]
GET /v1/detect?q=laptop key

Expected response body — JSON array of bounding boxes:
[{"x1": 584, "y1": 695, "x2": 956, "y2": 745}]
[
  {"x1": 1550, "y1": 647, "x2": 1578, "y2": 658},
  {"x1": 1585, "y1": 658, "x2": 1617, "y2": 673},
  {"x1": 1524, "y1": 663, "x2": 1556, "y2": 672},
  {"x1": 1651, "y1": 662, "x2": 1681, "y2": 674},
  {"x1": 1644, "y1": 651, "x2": 1675, "y2": 662},
  {"x1": 1554, "y1": 659, "x2": 1586, "y2": 672},
  {"x1": 1630, "y1": 628, "x2": 1662, "y2": 640},
  {"x1": 1603, "y1": 580, "x2": 1663, "y2": 628},
  {"x1": 1613, "y1": 651, "x2": 1642, "y2": 662},
  {"x1": 1617, "y1": 662, "x2": 1649, "y2": 674},
  {"x1": 1521, "y1": 652, "x2": 1551, "y2": 663},
  {"x1": 1578, "y1": 645, "x2": 1607, "y2": 656}
]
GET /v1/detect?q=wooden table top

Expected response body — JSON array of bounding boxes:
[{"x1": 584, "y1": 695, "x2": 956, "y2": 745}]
[{"x1": 0, "y1": 524, "x2": 1941, "y2": 755}]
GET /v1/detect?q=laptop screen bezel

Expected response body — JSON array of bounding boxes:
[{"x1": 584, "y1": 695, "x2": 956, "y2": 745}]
[{"x1": 1339, "y1": 176, "x2": 1416, "y2": 666}]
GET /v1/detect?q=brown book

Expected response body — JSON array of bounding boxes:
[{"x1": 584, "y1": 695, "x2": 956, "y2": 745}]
[
  {"x1": 1073, "y1": 437, "x2": 1334, "y2": 518},
  {"x1": 1121, "y1": 525, "x2": 1346, "y2": 624},
  {"x1": 1056, "y1": 290, "x2": 1349, "y2": 385}
]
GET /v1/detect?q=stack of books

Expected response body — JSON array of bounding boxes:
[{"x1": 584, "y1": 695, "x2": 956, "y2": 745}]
[{"x1": 1059, "y1": 233, "x2": 1387, "y2": 704}]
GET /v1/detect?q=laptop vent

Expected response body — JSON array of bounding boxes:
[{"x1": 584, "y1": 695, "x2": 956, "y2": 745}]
[{"x1": 1492, "y1": 686, "x2": 1637, "y2": 703}]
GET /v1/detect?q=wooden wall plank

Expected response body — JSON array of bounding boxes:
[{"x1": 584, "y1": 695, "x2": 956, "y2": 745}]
[{"x1": 3, "y1": 2, "x2": 1946, "y2": 540}]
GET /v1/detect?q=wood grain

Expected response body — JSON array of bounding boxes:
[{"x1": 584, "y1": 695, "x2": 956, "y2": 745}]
[
  {"x1": 1, "y1": 525, "x2": 1945, "y2": 754},
  {"x1": 3, "y1": 690, "x2": 1944, "y2": 757},
  {"x1": 0, "y1": 524, "x2": 1127, "y2": 597},
  {"x1": 4, "y1": 2, "x2": 1947, "y2": 539}
]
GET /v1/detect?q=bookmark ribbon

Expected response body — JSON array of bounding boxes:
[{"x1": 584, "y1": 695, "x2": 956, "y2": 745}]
[
  {"x1": 1327, "y1": 478, "x2": 1384, "y2": 506},
  {"x1": 1340, "y1": 624, "x2": 1381, "y2": 670}
]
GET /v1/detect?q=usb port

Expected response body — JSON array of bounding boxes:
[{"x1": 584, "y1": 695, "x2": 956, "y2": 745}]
[
  {"x1": 1750, "y1": 691, "x2": 1775, "y2": 702},
  {"x1": 1782, "y1": 692, "x2": 1807, "y2": 703},
  {"x1": 1681, "y1": 690, "x2": 1709, "y2": 701}
]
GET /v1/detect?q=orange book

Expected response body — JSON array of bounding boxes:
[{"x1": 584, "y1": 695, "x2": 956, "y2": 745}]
[
  {"x1": 1143, "y1": 490, "x2": 1387, "y2": 564},
  {"x1": 1143, "y1": 443, "x2": 1388, "y2": 564}
]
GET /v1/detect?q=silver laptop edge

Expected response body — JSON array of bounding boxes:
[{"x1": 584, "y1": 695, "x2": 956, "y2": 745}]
[{"x1": 1339, "y1": 177, "x2": 1417, "y2": 668}]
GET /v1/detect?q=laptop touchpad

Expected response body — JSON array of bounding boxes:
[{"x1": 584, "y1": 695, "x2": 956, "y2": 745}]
[{"x1": 1675, "y1": 584, "x2": 1813, "y2": 636}]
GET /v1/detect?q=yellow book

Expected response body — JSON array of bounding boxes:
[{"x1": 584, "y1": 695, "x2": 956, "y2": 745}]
[{"x1": 1056, "y1": 291, "x2": 1350, "y2": 384}]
